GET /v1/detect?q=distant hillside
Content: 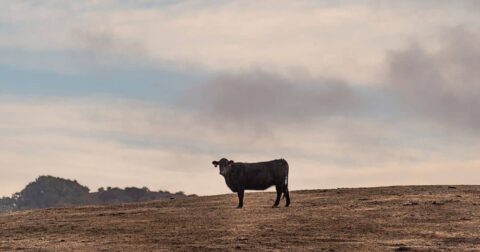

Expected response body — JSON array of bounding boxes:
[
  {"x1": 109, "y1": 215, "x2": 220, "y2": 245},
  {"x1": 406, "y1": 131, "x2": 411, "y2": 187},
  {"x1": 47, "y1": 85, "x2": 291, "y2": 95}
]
[{"x1": 0, "y1": 176, "x2": 194, "y2": 211}]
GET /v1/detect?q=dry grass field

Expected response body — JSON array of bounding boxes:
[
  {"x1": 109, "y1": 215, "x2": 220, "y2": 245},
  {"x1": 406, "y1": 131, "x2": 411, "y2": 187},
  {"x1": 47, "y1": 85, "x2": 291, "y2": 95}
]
[{"x1": 1, "y1": 185, "x2": 480, "y2": 251}]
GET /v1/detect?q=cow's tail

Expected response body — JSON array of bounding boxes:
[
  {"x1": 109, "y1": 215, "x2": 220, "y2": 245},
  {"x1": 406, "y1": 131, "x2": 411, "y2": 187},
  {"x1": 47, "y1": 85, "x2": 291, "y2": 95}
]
[{"x1": 282, "y1": 159, "x2": 289, "y2": 199}]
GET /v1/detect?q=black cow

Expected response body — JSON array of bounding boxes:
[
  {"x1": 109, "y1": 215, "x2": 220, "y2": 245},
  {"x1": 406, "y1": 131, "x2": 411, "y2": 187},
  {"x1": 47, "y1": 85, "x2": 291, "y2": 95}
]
[{"x1": 212, "y1": 158, "x2": 290, "y2": 208}]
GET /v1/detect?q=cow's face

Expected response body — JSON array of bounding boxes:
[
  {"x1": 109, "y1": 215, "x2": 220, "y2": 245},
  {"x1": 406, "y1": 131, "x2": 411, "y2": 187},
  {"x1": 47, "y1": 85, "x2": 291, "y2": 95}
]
[{"x1": 212, "y1": 158, "x2": 234, "y2": 176}]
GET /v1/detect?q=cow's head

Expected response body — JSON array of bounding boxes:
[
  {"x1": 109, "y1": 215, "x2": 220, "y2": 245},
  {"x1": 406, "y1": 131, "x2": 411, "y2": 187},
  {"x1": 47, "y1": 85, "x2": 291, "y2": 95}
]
[{"x1": 212, "y1": 158, "x2": 234, "y2": 176}]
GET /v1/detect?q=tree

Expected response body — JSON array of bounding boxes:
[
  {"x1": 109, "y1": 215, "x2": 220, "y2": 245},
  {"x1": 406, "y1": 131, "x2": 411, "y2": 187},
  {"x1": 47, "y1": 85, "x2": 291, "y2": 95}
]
[{"x1": 15, "y1": 176, "x2": 90, "y2": 209}]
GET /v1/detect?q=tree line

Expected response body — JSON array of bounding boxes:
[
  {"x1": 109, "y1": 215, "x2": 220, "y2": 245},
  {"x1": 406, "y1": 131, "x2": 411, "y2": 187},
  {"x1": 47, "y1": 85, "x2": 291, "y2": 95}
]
[{"x1": 0, "y1": 176, "x2": 194, "y2": 212}]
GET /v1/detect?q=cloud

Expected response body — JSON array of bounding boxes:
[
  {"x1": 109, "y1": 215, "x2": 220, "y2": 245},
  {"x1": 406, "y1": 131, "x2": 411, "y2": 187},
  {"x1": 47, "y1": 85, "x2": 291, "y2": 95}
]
[
  {"x1": 183, "y1": 71, "x2": 365, "y2": 124},
  {"x1": 68, "y1": 27, "x2": 157, "y2": 71},
  {"x1": 2, "y1": 1, "x2": 480, "y2": 198},
  {"x1": 2, "y1": 93, "x2": 480, "y2": 198},
  {"x1": 386, "y1": 26, "x2": 480, "y2": 131},
  {"x1": 2, "y1": 1, "x2": 479, "y2": 82},
  {"x1": 0, "y1": 97, "x2": 229, "y2": 196}
]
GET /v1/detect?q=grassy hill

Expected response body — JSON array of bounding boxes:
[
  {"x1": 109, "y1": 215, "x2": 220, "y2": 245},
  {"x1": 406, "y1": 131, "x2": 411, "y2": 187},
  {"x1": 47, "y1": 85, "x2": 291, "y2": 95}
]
[{"x1": 1, "y1": 185, "x2": 480, "y2": 251}]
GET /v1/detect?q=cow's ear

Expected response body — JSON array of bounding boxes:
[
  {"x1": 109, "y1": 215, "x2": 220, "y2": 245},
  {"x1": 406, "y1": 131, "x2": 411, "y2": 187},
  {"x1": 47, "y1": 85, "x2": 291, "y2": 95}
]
[
  {"x1": 212, "y1": 161, "x2": 219, "y2": 167},
  {"x1": 228, "y1": 160, "x2": 234, "y2": 165}
]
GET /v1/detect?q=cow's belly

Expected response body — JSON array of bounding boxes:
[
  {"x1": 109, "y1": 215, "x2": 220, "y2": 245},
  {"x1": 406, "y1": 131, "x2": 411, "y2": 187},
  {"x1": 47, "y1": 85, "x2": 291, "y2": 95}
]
[
  {"x1": 245, "y1": 184, "x2": 274, "y2": 190},
  {"x1": 243, "y1": 177, "x2": 275, "y2": 190}
]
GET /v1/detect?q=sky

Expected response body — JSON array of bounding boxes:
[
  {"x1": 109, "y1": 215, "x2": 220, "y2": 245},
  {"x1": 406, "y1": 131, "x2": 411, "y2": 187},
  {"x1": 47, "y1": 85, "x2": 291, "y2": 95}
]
[{"x1": 1, "y1": 0, "x2": 480, "y2": 196}]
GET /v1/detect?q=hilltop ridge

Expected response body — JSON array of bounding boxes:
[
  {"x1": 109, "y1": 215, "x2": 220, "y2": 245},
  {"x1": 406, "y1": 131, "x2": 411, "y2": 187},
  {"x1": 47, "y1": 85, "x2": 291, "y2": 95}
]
[{"x1": 1, "y1": 185, "x2": 480, "y2": 251}]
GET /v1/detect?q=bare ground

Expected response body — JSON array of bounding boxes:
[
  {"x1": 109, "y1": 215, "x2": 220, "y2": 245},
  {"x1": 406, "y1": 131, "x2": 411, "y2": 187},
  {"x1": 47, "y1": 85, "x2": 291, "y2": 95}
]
[{"x1": 1, "y1": 185, "x2": 480, "y2": 251}]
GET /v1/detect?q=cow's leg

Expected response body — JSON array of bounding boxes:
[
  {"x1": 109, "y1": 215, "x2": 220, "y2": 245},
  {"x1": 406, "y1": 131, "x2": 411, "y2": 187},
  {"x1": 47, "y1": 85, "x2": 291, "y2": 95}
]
[
  {"x1": 237, "y1": 189, "x2": 244, "y2": 208},
  {"x1": 284, "y1": 186, "x2": 290, "y2": 207},
  {"x1": 273, "y1": 184, "x2": 283, "y2": 207}
]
